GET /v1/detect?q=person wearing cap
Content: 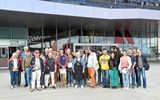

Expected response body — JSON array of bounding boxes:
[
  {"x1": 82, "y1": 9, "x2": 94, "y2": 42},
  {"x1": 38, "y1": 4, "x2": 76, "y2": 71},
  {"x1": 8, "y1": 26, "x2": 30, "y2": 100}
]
[
  {"x1": 99, "y1": 49, "x2": 110, "y2": 88},
  {"x1": 30, "y1": 50, "x2": 44, "y2": 92}
]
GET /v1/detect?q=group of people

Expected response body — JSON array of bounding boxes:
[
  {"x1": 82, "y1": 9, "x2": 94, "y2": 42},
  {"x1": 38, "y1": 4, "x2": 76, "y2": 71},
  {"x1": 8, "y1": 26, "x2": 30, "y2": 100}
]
[{"x1": 9, "y1": 46, "x2": 149, "y2": 92}]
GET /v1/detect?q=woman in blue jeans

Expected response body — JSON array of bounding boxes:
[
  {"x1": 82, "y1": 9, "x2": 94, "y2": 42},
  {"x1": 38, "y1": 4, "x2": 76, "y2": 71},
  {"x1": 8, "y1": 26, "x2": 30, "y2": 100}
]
[
  {"x1": 22, "y1": 50, "x2": 32, "y2": 89},
  {"x1": 9, "y1": 53, "x2": 21, "y2": 89},
  {"x1": 136, "y1": 49, "x2": 147, "y2": 88}
]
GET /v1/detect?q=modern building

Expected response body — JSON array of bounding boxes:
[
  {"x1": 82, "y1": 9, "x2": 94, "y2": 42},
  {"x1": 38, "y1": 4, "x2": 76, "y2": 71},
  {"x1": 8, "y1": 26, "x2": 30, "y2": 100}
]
[{"x1": 0, "y1": 0, "x2": 160, "y2": 67}]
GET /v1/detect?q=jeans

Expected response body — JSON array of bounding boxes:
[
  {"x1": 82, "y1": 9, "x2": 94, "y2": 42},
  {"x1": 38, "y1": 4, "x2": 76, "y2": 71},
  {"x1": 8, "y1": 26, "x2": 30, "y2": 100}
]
[
  {"x1": 97, "y1": 68, "x2": 101, "y2": 84},
  {"x1": 122, "y1": 71, "x2": 130, "y2": 88},
  {"x1": 67, "y1": 69, "x2": 73, "y2": 84},
  {"x1": 17, "y1": 71, "x2": 21, "y2": 85},
  {"x1": 76, "y1": 80, "x2": 84, "y2": 86},
  {"x1": 10, "y1": 71, "x2": 18, "y2": 86},
  {"x1": 25, "y1": 68, "x2": 32, "y2": 86},
  {"x1": 137, "y1": 67, "x2": 146, "y2": 88},
  {"x1": 24, "y1": 71, "x2": 28, "y2": 86},
  {"x1": 101, "y1": 70, "x2": 110, "y2": 87},
  {"x1": 131, "y1": 68, "x2": 135, "y2": 87}
]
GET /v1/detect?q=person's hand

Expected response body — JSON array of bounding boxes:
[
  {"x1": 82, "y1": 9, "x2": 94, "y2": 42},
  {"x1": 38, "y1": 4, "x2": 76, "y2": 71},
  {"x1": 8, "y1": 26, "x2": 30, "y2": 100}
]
[{"x1": 82, "y1": 70, "x2": 85, "y2": 73}]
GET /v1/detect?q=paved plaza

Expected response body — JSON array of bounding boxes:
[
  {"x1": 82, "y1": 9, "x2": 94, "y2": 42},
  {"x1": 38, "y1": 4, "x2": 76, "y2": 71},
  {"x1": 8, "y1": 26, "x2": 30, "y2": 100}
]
[{"x1": 0, "y1": 62, "x2": 160, "y2": 100}]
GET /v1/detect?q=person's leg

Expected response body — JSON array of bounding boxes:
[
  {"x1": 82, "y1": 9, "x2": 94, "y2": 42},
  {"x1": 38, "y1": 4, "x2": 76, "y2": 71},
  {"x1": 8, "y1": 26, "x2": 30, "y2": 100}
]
[
  {"x1": 142, "y1": 68, "x2": 147, "y2": 88},
  {"x1": 90, "y1": 68, "x2": 96, "y2": 87},
  {"x1": 97, "y1": 68, "x2": 101, "y2": 84},
  {"x1": 137, "y1": 68, "x2": 141, "y2": 87},
  {"x1": 37, "y1": 70, "x2": 41, "y2": 89},
  {"x1": 44, "y1": 74, "x2": 50, "y2": 87},
  {"x1": 24, "y1": 71, "x2": 28, "y2": 87},
  {"x1": 122, "y1": 73, "x2": 126, "y2": 88},
  {"x1": 26, "y1": 68, "x2": 30, "y2": 87},
  {"x1": 29, "y1": 68, "x2": 32, "y2": 86},
  {"x1": 10, "y1": 71, "x2": 14, "y2": 86},
  {"x1": 67, "y1": 70, "x2": 70, "y2": 85},
  {"x1": 118, "y1": 70, "x2": 123, "y2": 87},
  {"x1": 50, "y1": 72, "x2": 55, "y2": 87},
  {"x1": 131, "y1": 68, "x2": 135, "y2": 88},
  {"x1": 12, "y1": 71, "x2": 16, "y2": 86},
  {"x1": 109, "y1": 69, "x2": 113, "y2": 87},
  {"x1": 106, "y1": 70, "x2": 110, "y2": 87},
  {"x1": 31, "y1": 72, "x2": 36, "y2": 89},
  {"x1": 114, "y1": 68, "x2": 119, "y2": 87},
  {"x1": 126, "y1": 71, "x2": 130, "y2": 89},
  {"x1": 18, "y1": 71, "x2": 21, "y2": 86},
  {"x1": 101, "y1": 70, "x2": 106, "y2": 87},
  {"x1": 64, "y1": 72, "x2": 67, "y2": 87}
]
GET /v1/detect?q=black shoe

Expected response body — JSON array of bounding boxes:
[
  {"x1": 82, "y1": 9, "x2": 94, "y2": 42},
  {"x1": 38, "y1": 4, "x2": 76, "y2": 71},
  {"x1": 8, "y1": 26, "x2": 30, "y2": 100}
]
[
  {"x1": 103, "y1": 86, "x2": 107, "y2": 88},
  {"x1": 52, "y1": 86, "x2": 56, "y2": 89},
  {"x1": 132, "y1": 86, "x2": 135, "y2": 89},
  {"x1": 44, "y1": 86, "x2": 47, "y2": 89},
  {"x1": 37, "y1": 88, "x2": 42, "y2": 91},
  {"x1": 24, "y1": 85, "x2": 28, "y2": 87}
]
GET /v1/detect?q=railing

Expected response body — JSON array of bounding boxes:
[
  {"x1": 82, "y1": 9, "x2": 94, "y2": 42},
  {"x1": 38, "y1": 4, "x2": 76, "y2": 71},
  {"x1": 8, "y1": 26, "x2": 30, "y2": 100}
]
[{"x1": 41, "y1": 0, "x2": 160, "y2": 9}]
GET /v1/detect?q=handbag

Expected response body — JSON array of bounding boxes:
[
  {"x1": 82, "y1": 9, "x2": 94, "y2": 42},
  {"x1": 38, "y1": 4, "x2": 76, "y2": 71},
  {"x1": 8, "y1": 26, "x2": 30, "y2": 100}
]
[{"x1": 144, "y1": 63, "x2": 150, "y2": 71}]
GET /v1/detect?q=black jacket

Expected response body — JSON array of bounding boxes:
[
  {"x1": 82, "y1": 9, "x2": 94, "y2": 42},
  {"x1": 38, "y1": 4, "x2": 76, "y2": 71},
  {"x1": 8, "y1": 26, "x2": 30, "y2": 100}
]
[{"x1": 30, "y1": 57, "x2": 44, "y2": 72}]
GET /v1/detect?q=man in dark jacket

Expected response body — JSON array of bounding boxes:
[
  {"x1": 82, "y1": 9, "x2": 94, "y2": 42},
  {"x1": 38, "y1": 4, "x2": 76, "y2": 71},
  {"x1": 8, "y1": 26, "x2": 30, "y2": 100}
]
[{"x1": 30, "y1": 50, "x2": 44, "y2": 92}]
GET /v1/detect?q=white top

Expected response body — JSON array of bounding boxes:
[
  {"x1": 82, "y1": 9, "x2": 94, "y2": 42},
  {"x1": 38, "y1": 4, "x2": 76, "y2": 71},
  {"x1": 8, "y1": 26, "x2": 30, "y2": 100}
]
[
  {"x1": 87, "y1": 52, "x2": 97, "y2": 68},
  {"x1": 13, "y1": 58, "x2": 18, "y2": 71},
  {"x1": 35, "y1": 57, "x2": 40, "y2": 69}
]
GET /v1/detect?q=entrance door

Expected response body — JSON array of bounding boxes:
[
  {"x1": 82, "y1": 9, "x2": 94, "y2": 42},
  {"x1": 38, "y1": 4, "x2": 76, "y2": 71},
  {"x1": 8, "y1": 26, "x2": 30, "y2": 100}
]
[{"x1": 0, "y1": 47, "x2": 9, "y2": 67}]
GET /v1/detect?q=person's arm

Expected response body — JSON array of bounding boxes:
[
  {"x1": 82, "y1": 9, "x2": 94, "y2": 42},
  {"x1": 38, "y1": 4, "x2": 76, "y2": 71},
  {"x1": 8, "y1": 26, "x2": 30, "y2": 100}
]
[
  {"x1": 57, "y1": 56, "x2": 63, "y2": 67},
  {"x1": 54, "y1": 60, "x2": 57, "y2": 73},
  {"x1": 22, "y1": 59, "x2": 25, "y2": 71},
  {"x1": 118, "y1": 57, "x2": 122, "y2": 71},
  {"x1": 128, "y1": 56, "x2": 132, "y2": 70},
  {"x1": 72, "y1": 58, "x2": 76, "y2": 72},
  {"x1": 132, "y1": 57, "x2": 136, "y2": 69},
  {"x1": 64, "y1": 55, "x2": 68, "y2": 68}
]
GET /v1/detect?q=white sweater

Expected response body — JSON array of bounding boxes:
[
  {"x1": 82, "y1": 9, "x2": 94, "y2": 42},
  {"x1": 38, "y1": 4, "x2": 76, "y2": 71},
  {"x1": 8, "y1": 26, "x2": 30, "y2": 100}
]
[{"x1": 87, "y1": 52, "x2": 97, "y2": 68}]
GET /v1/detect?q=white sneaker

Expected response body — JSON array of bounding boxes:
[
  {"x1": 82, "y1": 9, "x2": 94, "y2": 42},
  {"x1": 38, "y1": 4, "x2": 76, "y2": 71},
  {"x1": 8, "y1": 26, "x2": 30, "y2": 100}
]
[
  {"x1": 71, "y1": 83, "x2": 74, "y2": 87},
  {"x1": 75, "y1": 85, "x2": 78, "y2": 88},
  {"x1": 55, "y1": 84, "x2": 57, "y2": 87},
  {"x1": 126, "y1": 87, "x2": 129, "y2": 90},
  {"x1": 14, "y1": 85, "x2": 17, "y2": 88},
  {"x1": 123, "y1": 87, "x2": 126, "y2": 90},
  {"x1": 67, "y1": 84, "x2": 70, "y2": 87},
  {"x1": 42, "y1": 85, "x2": 44, "y2": 89},
  {"x1": 27, "y1": 86, "x2": 30, "y2": 89},
  {"x1": 10, "y1": 86, "x2": 14, "y2": 89},
  {"x1": 81, "y1": 85, "x2": 84, "y2": 88}
]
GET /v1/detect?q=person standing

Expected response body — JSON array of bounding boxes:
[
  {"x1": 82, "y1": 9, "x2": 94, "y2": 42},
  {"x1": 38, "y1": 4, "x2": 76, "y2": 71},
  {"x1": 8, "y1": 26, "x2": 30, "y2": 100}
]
[
  {"x1": 136, "y1": 49, "x2": 148, "y2": 89},
  {"x1": 16, "y1": 49, "x2": 23, "y2": 86},
  {"x1": 118, "y1": 50, "x2": 132, "y2": 90},
  {"x1": 22, "y1": 50, "x2": 32, "y2": 89},
  {"x1": 57, "y1": 49, "x2": 68, "y2": 87},
  {"x1": 45, "y1": 52, "x2": 57, "y2": 89},
  {"x1": 73, "y1": 51, "x2": 85, "y2": 88},
  {"x1": 128, "y1": 48, "x2": 136, "y2": 89},
  {"x1": 30, "y1": 50, "x2": 44, "y2": 92},
  {"x1": 9, "y1": 53, "x2": 21, "y2": 89},
  {"x1": 99, "y1": 49, "x2": 110, "y2": 88},
  {"x1": 67, "y1": 54, "x2": 74, "y2": 87},
  {"x1": 109, "y1": 52, "x2": 119, "y2": 88},
  {"x1": 87, "y1": 49, "x2": 97, "y2": 88}
]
